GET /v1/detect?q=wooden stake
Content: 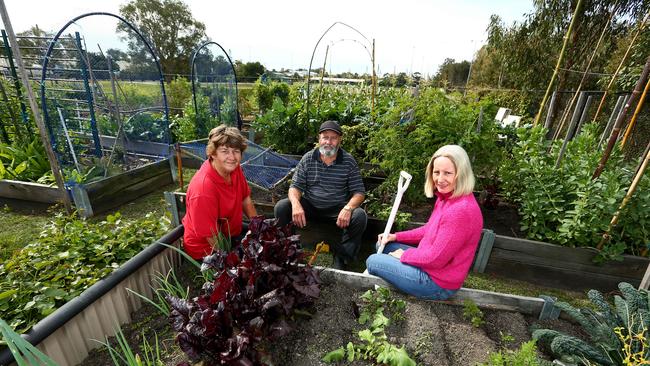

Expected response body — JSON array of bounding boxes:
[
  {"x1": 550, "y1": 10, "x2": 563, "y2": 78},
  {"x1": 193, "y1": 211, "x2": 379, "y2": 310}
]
[
  {"x1": 533, "y1": 0, "x2": 584, "y2": 127},
  {"x1": 372, "y1": 39, "x2": 376, "y2": 121},
  {"x1": 621, "y1": 76, "x2": 650, "y2": 148},
  {"x1": 550, "y1": 4, "x2": 616, "y2": 139},
  {"x1": 592, "y1": 56, "x2": 650, "y2": 180},
  {"x1": 591, "y1": 13, "x2": 649, "y2": 124},
  {"x1": 597, "y1": 140, "x2": 649, "y2": 252},
  {"x1": 0, "y1": 1, "x2": 72, "y2": 212}
]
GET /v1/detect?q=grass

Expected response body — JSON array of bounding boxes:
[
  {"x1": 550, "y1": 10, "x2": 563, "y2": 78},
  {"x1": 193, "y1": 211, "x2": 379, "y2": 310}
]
[
  {"x1": 0, "y1": 204, "x2": 52, "y2": 261},
  {"x1": 465, "y1": 272, "x2": 591, "y2": 309}
]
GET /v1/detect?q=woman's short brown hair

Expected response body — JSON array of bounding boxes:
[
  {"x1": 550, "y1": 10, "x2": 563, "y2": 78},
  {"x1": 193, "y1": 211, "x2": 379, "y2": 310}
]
[{"x1": 205, "y1": 125, "x2": 247, "y2": 156}]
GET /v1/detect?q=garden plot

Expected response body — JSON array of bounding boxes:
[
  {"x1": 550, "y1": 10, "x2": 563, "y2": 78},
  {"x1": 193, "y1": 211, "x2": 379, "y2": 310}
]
[{"x1": 77, "y1": 261, "x2": 584, "y2": 366}]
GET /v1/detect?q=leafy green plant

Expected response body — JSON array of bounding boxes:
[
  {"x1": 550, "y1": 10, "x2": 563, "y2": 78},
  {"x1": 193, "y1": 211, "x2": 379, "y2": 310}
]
[
  {"x1": 95, "y1": 326, "x2": 163, "y2": 366},
  {"x1": 0, "y1": 211, "x2": 169, "y2": 333},
  {"x1": 126, "y1": 265, "x2": 189, "y2": 316},
  {"x1": 532, "y1": 282, "x2": 650, "y2": 366},
  {"x1": 358, "y1": 287, "x2": 407, "y2": 325},
  {"x1": 170, "y1": 94, "x2": 221, "y2": 142},
  {"x1": 0, "y1": 318, "x2": 59, "y2": 366},
  {"x1": 500, "y1": 331, "x2": 515, "y2": 345},
  {"x1": 500, "y1": 124, "x2": 650, "y2": 260},
  {"x1": 480, "y1": 340, "x2": 543, "y2": 366},
  {"x1": 0, "y1": 136, "x2": 50, "y2": 182},
  {"x1": 324, "y1": 287, "x2": 415, "y2": 366},
  {"x1": 367, "y1": 88, "x2": 505, "y2": 204},
  {"x1": 365, "y1": 200, "x2": 413, "y2": 231},
  {"x1": 462, "y1": 299, "x2": 485, "y2": 327}
]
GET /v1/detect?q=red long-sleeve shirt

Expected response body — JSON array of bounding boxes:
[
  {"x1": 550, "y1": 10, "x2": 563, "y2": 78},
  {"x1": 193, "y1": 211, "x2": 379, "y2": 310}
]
[{"x1": 182, "y1": 160, "x2": 251, "y2": 259}]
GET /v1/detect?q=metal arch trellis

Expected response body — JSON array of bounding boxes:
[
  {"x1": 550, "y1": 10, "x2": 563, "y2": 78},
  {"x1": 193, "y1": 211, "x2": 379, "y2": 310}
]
[
  {"x1": 190, "y1": 40, "x2": 241, "y2": 136},
  {"x1": 39, "y1": 11, "x2": 170, "y2": 170},
  {"x1": 305, "y1": 21, "x2": 376, "y2": 124}
]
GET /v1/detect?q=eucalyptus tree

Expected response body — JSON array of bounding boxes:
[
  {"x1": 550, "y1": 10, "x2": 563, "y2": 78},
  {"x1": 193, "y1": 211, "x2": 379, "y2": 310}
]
[
  {"x1": 471, "y1": 0, "x2": 648, "y2": 93},
  {"x1": 117, "y1": 0, "x2": 207, "y2": 80}
]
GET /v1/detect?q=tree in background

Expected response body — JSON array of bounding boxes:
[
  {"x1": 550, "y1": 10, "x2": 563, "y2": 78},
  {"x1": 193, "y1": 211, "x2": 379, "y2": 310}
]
[
  {"x1": 470, "y1": 0, "x2": 649, "y2": 93},
  {"x1": 235, "y1": 61, "x2": 266, "y2": 82},
  {"x1": 117, "y1": 0, "x2": 207, "y2": 80},
  {"x1": 16, "y1": 25, "x2": 53, "y2": 62},
  {"x1": 432, "y1": 58, "x2": 470, "y2": 88}
]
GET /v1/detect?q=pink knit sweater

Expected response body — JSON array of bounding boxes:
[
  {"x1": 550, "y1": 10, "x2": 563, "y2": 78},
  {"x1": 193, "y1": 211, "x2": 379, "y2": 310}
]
[{"x1": 396, "y1": 191, "x2": 483, "y2": 290}]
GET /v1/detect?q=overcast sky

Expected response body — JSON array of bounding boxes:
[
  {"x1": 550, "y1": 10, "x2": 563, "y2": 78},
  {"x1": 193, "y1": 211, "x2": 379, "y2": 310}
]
[{"x1": 3, "y1": 0, "x2": 534, "y2": 77}]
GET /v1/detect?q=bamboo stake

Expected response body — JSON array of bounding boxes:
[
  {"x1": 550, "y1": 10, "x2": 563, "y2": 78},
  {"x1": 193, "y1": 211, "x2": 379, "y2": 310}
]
[
  {"x1": 591, "y1": 13, "x2": 649, "y2": 124},
  {"x1": 0, "y1": 1, "x2": 72, "y2": 212},
  {"x1": 533, "y1": 0, "x2": 584, "y2": 127},
  {"x1": 592, "y1": 56, "x2": 650, "y2": 180},
  {"x1": 597, "y1": 140, "x2": 650, "y2": 251},
  {"x1": 372, "y1": 39, "x2": 376, "y2": 121},
  {"x1": 598, "y1": 94, "x2": 625, "y2": 148},
  {"x1": 316, "y1": 45, "x2": 328, "y2": 113},
  {"x1": 550, "y1": 4, "x2": 616, "y2": 140},
  {"x1": 175, "y1": 143, "x2": 183, "y2": 191},
  {"x1": 620, "y1": 76, "x2": 650, "y2": 148}
]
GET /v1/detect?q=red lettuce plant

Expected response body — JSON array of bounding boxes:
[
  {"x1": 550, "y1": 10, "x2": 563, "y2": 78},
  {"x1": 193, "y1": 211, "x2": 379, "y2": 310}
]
[{"x1": 167, "y1": 217, "x2": 321, "y2": 365}]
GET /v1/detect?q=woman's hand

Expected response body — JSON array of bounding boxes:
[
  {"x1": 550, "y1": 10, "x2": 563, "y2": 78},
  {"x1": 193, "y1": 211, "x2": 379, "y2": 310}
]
[
  {"x1": 389, "y1": 248, "x2": 404, "y2": 259},
  {"x1": 377, "y1": 233, "x2": 396, "y2": 246}
]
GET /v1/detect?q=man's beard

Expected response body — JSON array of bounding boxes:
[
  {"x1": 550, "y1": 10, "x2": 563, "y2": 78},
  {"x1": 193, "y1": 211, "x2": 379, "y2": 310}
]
[{"x1": 319, "y1": 144, "x2": 339, "y2": 157}]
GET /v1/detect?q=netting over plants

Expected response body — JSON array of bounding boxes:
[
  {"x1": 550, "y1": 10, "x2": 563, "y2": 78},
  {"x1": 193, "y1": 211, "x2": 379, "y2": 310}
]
[
  {"x1": 40, "y1": 12, "x2": 170, "y2": 180},
  {"x1": 180, "y1": 139, "x2": 298, "y2": 190},
  {"x1": 190, "y1": 41, "x2": 239, "y2": 137}
]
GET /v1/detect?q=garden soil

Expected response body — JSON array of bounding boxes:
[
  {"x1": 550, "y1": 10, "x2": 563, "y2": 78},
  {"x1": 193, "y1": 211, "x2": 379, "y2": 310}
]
[{"x1": 78, "y1": 262, "x2": 584, "y2": 366}]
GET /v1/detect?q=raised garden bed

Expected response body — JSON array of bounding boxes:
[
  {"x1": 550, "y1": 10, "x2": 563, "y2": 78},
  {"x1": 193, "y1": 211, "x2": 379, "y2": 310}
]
[
  {"x1": 75, "y1": 262, "x2": 584, "y2": 366},
  {"x1": 68, "y1": 157, "x2": 174, "y2": 217},
  {"x1": 0, "y1": 226, "x2": 184, "y2": 366}
]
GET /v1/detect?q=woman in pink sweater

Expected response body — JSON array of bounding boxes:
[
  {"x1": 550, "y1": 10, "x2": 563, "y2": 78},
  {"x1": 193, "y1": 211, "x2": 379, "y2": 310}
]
[{"x1": 366, "y1": 145, "x2": 483, "y2": 300}]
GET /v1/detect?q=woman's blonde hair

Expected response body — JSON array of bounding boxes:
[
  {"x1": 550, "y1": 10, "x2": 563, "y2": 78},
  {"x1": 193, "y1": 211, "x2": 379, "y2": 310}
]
[
  {"x1": 424, "y1": 144, "x2": 475, "y2": 198},
  {"x1": 205, "y1": 125, "x2": 247, "y2": 156}
]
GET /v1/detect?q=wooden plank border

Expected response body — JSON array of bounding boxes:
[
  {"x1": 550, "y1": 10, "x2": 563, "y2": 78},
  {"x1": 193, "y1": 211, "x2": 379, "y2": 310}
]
[
  {"x1": 0, "y1": 179, "x2": 64, "y2": 203},
  {"x1": 71, "y1": 158, "x2": 173, "y2": 217}
]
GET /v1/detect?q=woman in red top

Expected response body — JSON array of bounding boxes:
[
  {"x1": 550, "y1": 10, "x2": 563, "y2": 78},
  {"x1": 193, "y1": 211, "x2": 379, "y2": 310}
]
[{"x1": 182, "y1": 125, "x2": 257, "y2": 260}]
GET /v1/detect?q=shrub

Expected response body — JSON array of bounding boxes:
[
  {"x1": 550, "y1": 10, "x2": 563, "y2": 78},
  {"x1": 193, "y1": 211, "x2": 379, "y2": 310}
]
[
  {"x1": 166, "y1": 76, "x2": 192, "y2": 114},
  {"x1": 367, "y1": 88, "x2": 505, "y2": 204},
  {"x1": 500, "y1": 124, "x2": 650, "y2": 259}
]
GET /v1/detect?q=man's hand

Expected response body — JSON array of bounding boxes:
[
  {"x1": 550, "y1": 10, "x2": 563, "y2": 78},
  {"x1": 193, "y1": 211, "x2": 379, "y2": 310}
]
[
  {"x1": 336, "y1": 207, "x2": 352, "y2": 228},
  {"x1": 291, "y1": 202, "x2": 307, "y2": 228}
]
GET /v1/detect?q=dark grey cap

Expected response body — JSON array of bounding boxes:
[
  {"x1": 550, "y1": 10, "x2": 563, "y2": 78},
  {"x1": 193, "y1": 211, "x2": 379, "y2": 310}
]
[{"x1": 318, "y1": 120, "x2": 342, "y2": 135}]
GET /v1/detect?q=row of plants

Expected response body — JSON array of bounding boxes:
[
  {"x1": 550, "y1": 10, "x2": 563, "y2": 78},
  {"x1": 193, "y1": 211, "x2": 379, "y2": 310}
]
[
  {"x1": 0, "y1": 211, "x2": 170, "y2": 333},
  {"x1": 500, "y1": 124, "x2": 650, "y2": 260},
  {"x1": 249, "y1": 80, "x2": 648, "y2": 259}
]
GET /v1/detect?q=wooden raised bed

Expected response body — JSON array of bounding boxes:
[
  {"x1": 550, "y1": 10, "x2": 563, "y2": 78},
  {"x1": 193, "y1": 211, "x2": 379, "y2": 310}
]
[
  {"x1": 69, "y1": 157, "x2": 173, "y2": 217},
  {"x1": 484, "y1": 235, "x2": 649, "y2": 291},
  {"x1": 0, "y1": 179, "x2": 63, "y2": 203},
  {"x1": 0, "y1": 136, "x2": 174, "y2": 217}
]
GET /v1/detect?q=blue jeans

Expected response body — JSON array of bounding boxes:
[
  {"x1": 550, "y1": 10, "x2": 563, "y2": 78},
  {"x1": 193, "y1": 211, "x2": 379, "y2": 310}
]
[{"x1": 366, "y1": 243, "x2": 457, "y2": 300}]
